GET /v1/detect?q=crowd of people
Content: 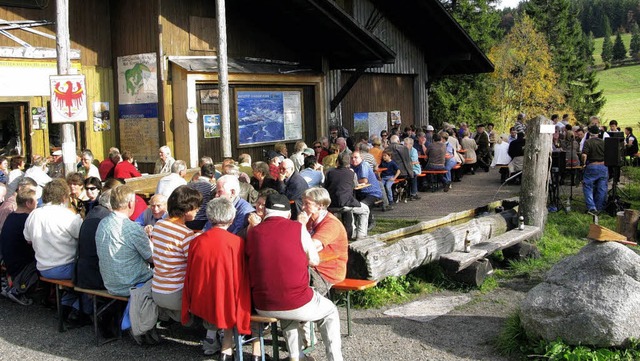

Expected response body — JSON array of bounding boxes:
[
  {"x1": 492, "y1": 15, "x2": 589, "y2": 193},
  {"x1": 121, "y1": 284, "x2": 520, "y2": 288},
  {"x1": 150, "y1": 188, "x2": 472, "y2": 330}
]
[{"x1": 0, "y1": 113, "x2": 635, "y2": 360}]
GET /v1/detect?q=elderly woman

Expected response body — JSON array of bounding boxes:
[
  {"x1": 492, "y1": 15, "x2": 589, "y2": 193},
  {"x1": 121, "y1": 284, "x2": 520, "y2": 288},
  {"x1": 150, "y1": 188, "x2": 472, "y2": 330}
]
[
  {"x1": 298, "y1": 187, "x2": 348, "y2": 294},
  {"x1": 67, "y1": 172, "x2": 88, "y2": 218},
  {"x1": 78, "y1": 150, "x2": 101, "y2": 180},
  {"x1": 83, "y1": 176, "x2": 102, "y2": 214},
  {"x1": 182, "y1": 197, "x2": 259, "y2": 360},
  {"x1": 250, "y1": 161, "x2": 280, "y2": 192},
  {"x1": 460, "y1": 130, "x2": 478, "y2": 174},
  {"x1": 150, "y1": 185, "x2": 202, "y2": 323}
]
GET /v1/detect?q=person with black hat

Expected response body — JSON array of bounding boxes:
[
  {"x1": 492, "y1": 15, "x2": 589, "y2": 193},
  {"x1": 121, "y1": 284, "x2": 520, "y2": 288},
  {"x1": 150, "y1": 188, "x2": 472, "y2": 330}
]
[
  {"x1": 246, "y1": 193, "x2": 343, "y2": 361},
  {"x1": 581, "y1": 125, "x2": 608, "y2": 214}
]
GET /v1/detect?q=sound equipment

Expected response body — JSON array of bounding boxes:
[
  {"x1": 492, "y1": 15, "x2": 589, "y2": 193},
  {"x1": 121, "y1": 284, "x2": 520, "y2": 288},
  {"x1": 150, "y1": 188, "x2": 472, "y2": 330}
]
[
  {"x1": 551, "y1": 151, "x2": 566, "y2": 174},
  {"x1": 604, "y1": 137, "x2": 625, "y2": 167},
  {"x1": 607, "y1": 131, "x2": 624, "y2": 138}
]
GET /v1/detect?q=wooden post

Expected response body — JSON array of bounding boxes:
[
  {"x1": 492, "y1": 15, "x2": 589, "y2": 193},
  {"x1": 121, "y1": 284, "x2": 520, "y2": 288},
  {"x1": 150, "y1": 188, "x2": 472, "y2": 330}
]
[
  {"x1": 519, "y1": 115, "x2": 552, "y2": 233},
  {"x1": 616, "y1": 209, "x2": 640, "y2": 242},
  {"x1": 56, "y1": 0, "x2": 76, "y2": 175},
  {"x1": 216, "y1": 0, "x2": 231, "y2": 158}
]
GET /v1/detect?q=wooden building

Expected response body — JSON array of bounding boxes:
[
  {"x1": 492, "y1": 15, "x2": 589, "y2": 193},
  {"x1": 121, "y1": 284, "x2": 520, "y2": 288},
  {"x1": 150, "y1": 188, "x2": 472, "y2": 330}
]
[{"x1": 0, "y1": 0, "x2": 492, "y2": 170}]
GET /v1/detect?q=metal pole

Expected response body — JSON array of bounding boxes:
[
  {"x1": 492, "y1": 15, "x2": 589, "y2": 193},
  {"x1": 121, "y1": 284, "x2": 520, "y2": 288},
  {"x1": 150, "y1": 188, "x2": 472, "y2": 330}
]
[
  {"x1": 56, "y1": 0, "x2": 77, "y2": 175},
  {"x1": 216, "y1": 0, "x2": 231, "y2": 158}
]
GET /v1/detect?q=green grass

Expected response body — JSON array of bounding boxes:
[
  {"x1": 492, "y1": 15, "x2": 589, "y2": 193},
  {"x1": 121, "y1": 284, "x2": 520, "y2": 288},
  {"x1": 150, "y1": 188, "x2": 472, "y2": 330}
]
[
  {"x1": 596, "y1": 65, "x2": 640, "y2": 129},
  {"x1": 593, "y1": 33, "x2": 632, "y2": 66}
]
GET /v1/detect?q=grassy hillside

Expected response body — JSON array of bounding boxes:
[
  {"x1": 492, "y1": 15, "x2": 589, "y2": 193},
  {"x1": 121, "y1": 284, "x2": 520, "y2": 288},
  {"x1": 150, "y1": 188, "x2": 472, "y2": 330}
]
[
  {"x1": 596, "y1": 64, "x2": 640, "y2": 129},
  {"x1": 593, "y1": 33, "x2": 632, "y2": 66}
]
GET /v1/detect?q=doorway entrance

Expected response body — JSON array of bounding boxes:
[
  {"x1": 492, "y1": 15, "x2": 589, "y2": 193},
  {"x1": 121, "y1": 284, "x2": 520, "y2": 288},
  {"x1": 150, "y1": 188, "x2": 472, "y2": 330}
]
[{"x1": 0, "y1": 102, "x2": 30, "y2": 159}]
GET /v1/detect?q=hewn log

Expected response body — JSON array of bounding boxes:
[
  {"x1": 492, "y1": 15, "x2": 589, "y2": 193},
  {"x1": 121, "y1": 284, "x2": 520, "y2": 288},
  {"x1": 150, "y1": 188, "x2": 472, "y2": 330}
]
[
  {"x1": 520, "y1": 116, "x2": 553, "y2": 232},
  {"x1": 502, "y1": 241, "x2": 540, "y2": 261},
  {"x1": 616, "y1": 209, "x2": 640, "y2": 243},
  {"x1": 447, "y1": 259, "x2": 493, "y2": 287},
  {"x1": 347, "y1": 210, "x2": 514, "y2": 280}
]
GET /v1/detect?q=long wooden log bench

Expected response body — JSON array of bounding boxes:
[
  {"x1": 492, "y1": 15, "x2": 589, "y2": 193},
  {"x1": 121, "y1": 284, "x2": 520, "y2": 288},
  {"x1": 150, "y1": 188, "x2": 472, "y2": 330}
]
[
  {"x1": 438, "y1": 225, "x2": 541, "y2": 286},
  {"x1": 124, "y1": 167, "x2": 201, "y2": 199}
]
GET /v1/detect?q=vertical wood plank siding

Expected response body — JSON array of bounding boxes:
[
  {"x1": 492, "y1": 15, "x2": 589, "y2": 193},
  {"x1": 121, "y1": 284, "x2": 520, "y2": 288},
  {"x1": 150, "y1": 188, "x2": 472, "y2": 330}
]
[{"x1": 328, "y1": 0, "x2": 429, "y2": 134}]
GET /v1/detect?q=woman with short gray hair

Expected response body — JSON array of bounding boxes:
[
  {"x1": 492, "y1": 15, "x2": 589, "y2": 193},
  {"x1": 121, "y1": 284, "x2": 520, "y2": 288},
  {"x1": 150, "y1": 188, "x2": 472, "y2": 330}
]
[{"x1": 182, "y1": 197, "x2": 260, "y2": 359}]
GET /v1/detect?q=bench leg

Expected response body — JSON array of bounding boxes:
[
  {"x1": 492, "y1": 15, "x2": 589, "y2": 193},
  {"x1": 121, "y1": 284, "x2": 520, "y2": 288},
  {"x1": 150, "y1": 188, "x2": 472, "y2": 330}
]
[
  {"x1": 55, "y1": 285, "x2": 64, "y2": 332},
  {"x1": 346, "y1": 291, "x2": 352, "y2": 337},
  {"x1": 271, "y1": 321, "x2": 279, "y2": 361},
  {"x1": 233, "y1": 327, "x2": 244, "y2": 361}
]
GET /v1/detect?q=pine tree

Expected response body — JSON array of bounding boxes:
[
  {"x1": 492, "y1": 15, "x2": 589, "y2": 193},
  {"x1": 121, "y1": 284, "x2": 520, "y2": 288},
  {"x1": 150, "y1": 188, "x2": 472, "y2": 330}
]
[
  {"x1": 601, "y1": 17, "x2": 613, "y2": 64},
  {"x1": 525, "y1": 0, "x2": 605, "y2": 123},
  {"x1": 612, "y1": 30, "x2": 627, "y2": 61},
  {"x1": 630, "y1": 22, "x2": 640, "y2": 58}
]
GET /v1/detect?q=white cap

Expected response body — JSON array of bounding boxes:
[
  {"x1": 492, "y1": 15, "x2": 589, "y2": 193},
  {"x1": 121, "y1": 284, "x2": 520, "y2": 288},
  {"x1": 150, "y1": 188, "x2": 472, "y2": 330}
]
[
  {"x1": 426, "y1": 125, "x2": 434, "y2": 131},
  {"x1": 52, "y1": 150, "x2": 62, "y2": 156}
]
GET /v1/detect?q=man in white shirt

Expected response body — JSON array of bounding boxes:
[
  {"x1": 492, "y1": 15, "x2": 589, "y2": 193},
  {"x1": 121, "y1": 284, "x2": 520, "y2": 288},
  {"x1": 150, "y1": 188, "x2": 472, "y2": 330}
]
[{"x1": 155, "y1": 160, "x2": 187, "y2": 198}]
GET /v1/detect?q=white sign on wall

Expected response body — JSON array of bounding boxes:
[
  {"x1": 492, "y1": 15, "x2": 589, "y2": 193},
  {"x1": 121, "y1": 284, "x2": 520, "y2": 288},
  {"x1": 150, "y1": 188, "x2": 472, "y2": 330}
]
[{"x1": 49, "y1": 74, "x2": 88, "y2": 123}]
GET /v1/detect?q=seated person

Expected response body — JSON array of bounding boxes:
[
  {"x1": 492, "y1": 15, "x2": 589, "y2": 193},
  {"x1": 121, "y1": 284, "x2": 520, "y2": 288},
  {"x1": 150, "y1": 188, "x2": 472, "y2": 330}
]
[
  {"x1": 246, "y1": 194, "x2": 343, "y2": 361},
  {"x1": 151, "y1": 186, "x2": 202, "y2": 322},
  {"x1": 350, "y1": 151, "x2": 382, "y2": 228},
  {"x1": 299, "y1": 155, "x2": 324, "y2": 187},
  {"x1": 113, "y1": 150, "x2": 142, "y2": 180},
  {"x1": 154, "y1": 145, "x2": 175, "y2": 175},
  {"x1": 95, "y1": 185, "x2": 153, "y2": 297},
  {"x1": 379, "y1": 150, "x2": 400, "y2": 208},
  {"x1": 77, "y1": 150, "x2": 101, "y2": 180},
  {"x1": 324, "y1": 153, "x2": 369, "y2": 240},
  {"x1": 426, "y1": 133, "x2": 451, "y2": 191},
  {"x1": 182, "y1": 197, "x2": 260, "y2": 360},
  {"x1": 24, "y1": 178, "x2": 90, "y2": 324},
  {"x1": 134, "y1": 194, "x2": 168, "y2": 236},
  {"x1": 0, "y1": 184, "x2": 38, "y2": 305},
  {"x1": 222, "y1": 164, "x2": 258, "y2": 206},
  {"x1": 99, "y1": 148, "x2": 120, "y2": 180},
  {"x1": 204, "y1": 175, "x2": 255, "y2": 235},
  {"x1": 75, "y1": 190, "x2": 113, "y2": 290},
  {"x1": 250, "y1": 161, "x2": 281, "y2": 192},
  {"x1": 155, "y1": 160, "x2": 188, "y2": 198},
  {"x1": 186, "y1": 163, "x2": 216, "y2": 231},
  {"x1": 83, "y1": 177, "x2": 102, "y2": 215},
  {"x1": 278, "y1": 159, "x2": 309, "y2": 219}
]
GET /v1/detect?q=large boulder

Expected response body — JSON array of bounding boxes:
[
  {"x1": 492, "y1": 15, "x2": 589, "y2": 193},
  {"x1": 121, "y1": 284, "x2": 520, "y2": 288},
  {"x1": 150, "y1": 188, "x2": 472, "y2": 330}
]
[{"x1": 520, "y1": 241, "x2": 640, "y2": 347}]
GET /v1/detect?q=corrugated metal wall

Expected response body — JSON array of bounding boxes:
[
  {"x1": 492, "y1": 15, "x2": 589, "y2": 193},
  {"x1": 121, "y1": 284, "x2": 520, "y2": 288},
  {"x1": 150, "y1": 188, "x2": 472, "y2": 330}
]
[{"x1": 326, "y1": 0, "x2": 429, "y2": 132}]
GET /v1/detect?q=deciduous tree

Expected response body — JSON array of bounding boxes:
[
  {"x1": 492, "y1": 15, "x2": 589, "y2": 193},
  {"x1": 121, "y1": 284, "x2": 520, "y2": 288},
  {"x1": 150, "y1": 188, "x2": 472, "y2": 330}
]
[{"x1": 488, "y1": 15, "x2": 564, "y2": 132}]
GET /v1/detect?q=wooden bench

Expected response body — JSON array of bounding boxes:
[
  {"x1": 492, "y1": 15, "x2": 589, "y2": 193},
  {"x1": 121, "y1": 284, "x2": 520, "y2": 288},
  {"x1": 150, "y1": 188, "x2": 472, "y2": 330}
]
[
  {"x1": 39, "y1": 277, "x2": 75, "y2": 332},
  {"x1": 421, "y1": 170, "x2": 448, "y2": 192},
  {"x1": 439, "y1": 225, "x2": 541, "y2": 286},
  {"x1": 331, "y1": 278, "x2": 378, "y2": 336},
  {"x1": 234, "y1": 315, "x2": 280, "y2": 361},
  {"x1": 74, "y1": 287, "x2": 128, "y2": 346}
]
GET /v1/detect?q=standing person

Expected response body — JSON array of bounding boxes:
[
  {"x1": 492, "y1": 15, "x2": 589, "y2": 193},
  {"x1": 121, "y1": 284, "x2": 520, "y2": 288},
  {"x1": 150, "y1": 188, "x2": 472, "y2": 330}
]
[
  {"x1": 474, "y1": 124, "x2": 491, "y2": 172},
  {"x1": 151, "y1": 186, "x2": 202, "y2": 323},
  {"x1": 113, "y1": 151, "x2": 142, "y2": 179},
  {"x1": 182, "y1": 197, "x2": 260, "y2": 360},
  {"x1": 379, "y1": 150, "x2": 400, "y2": 210},
  {"x1": 403, "y1": 137, "x2": 421, "y2": 200},
  {"x1": 154, "y1": 145, "x2": 175, "y2": 174},
  {"x1": 582, "y1": 125, "x2": 608, "y2": 214},
  {"x1": 624, "y1": 127, "x2": 638, "y2": 158},
  {"x1": 246, "y1": 194, "x2": 343, "y2": 361}
]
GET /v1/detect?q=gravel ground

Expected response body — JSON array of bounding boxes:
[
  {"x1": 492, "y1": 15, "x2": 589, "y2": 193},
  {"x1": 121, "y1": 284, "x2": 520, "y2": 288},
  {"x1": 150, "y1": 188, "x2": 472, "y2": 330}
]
[{"x1": 0, "y1": 169, "x2": 534, "y2": 360}]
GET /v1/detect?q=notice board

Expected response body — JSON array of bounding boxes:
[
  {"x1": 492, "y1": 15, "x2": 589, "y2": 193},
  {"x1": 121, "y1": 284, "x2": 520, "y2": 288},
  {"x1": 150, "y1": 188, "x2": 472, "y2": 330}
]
[{"x1": 119, "y1": 118, "x2": 159, "y2": 163}]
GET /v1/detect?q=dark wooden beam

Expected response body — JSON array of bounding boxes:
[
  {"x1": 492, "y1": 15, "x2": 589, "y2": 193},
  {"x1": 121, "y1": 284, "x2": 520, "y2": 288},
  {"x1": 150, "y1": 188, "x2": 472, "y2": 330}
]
[{"x1": 330, "y1": 67, "x2": 366, "y2": 112}]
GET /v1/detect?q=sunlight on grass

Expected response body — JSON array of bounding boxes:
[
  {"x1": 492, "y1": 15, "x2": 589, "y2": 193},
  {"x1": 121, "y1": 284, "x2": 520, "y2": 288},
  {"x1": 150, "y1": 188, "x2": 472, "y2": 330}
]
[{"x1": 597, "y1": 65, "x2": 640, "y2": 127}]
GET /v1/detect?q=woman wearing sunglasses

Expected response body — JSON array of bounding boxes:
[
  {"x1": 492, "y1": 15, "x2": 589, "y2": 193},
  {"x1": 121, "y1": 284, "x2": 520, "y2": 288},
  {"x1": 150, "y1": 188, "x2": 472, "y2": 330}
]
[{"x1": 83, "y1": 177, "x2": 102, "y2": 214}]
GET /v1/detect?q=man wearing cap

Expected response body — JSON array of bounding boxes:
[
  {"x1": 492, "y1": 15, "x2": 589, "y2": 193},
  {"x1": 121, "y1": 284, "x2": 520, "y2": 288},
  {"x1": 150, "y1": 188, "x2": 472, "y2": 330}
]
[
  {"x1": 582, "y1": 125, "x2": 608, "y2": 214},
  {"x1": 48, "y1": 149, "x2": 65, "y2": 179},
  {"x1": 425, "y1": 125, "x2": 435, "y2": 144},
  {"x1": 246, "y1": 193, "x2": 343, "y2": 361}
]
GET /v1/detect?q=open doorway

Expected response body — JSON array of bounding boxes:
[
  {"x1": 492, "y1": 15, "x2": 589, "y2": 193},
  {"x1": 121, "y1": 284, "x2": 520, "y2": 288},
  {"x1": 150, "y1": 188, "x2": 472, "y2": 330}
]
[{"x1": 0, "y1": 102, "x2": 30, "y2": 159}]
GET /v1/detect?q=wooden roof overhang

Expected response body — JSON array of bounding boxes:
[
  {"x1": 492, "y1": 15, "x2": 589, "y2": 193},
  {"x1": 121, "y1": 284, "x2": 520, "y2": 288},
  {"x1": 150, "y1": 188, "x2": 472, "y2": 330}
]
[
  {"x1": 370, "y1": 0, "x2": 494, "y2": 78},
  {"x1": 229, "y1": 0, "x2": 396, "y2": 70}
]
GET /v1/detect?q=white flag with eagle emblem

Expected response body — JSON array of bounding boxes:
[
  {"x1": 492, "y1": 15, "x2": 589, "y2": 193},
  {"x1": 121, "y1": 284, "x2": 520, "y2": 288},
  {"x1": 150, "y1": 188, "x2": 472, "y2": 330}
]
[{"x1": 50, "y1": 74, "x2": 88, "y2": 123}]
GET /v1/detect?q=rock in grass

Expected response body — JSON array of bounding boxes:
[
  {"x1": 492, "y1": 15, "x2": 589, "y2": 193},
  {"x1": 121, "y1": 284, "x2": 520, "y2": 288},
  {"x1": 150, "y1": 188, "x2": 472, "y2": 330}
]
[{"x1": 520, "y1": 241, "x2": 640, "y2": 347}]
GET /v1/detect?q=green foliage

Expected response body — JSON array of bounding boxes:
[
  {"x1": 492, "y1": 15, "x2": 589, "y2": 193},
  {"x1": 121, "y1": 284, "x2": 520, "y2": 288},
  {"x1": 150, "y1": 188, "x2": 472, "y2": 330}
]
[
  {"x1": 596, "y1": 65, "x2": 640, "y2": 129},
  {"x1": 348, "y1": 274, "x2": 437, "y2": 309},
  {"x1": 613, "y1": 31, "x2": 628, "y2": 61},
  {"x1": 602, "y1": 17, "x2": 614, "y2": 64},
  {"x1": 631, "y1": 23, "x2": 640, "y2": 58},
  {"x1": 495, "y1": 312, "x2": 528, "y2": 356}
]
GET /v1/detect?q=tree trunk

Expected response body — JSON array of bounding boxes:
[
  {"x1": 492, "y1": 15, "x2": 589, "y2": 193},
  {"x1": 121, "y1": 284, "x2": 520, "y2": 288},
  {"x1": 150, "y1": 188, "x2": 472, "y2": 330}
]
[
  {"x1": 616, "y1": 209, "x2": 640, "y2": 243},
  {"x1": 347, "y1": 210, "x2": 515, "y2": 280},
  {"x1": 520, "y1": 115, "x2": 552, "y2": 234}
]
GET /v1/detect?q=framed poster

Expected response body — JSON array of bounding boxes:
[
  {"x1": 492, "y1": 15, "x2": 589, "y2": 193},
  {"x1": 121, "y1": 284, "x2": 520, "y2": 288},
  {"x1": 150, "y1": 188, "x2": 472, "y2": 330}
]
[
  {"x1": 236, "y1": 89, "x2": 303, "y2": 146},
  {"x1": 203, "y1": 114, "x2": 220, "y2": 138},
  {"x1": 353, "y1": 111, "x2": 388, "y2": 138}
]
